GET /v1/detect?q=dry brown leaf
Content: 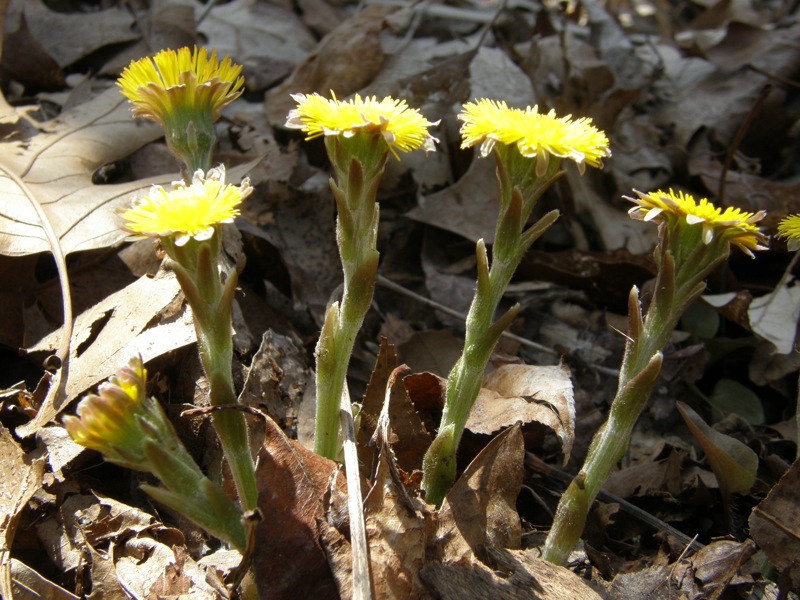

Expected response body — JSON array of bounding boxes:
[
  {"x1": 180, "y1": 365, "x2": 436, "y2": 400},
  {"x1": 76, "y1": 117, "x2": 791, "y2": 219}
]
[
  {"x1": 20, "y1": 269, "x2": 192, "y2": 435},
  {"x1": 363, "y1": 442, "x2": 432, "y2": 599},
  {"x1": 749, "y1": 458, "x2": 800, "y2": 589},
  {"x1": 239, "y1": 329, "x2": 310, "y2": 430},
  {"x1": 0, "y1": 424, "x2": 45, "y2": 599},
  {"x1": 420, "y1": 546, "x2": 606, "y2": 600},
  {"x1": 241, "y1": 188, "x2": 340, "y2": 325},
  {"x1": 690, "y1": 540, "x2": 757, "y2": 600},
  {"x1": 357, "y1": 338, "x2": 431, "y2": 474},
  {"x1": 409, "y1": 156, "x2": 499, "y2": 244},
  {"x1": 435, "y1": 424, "x2": 524, "y2": 562},
  {"x1": 265, "y1": 5, "x2": 398, "y2": 124},
  {"x1": 398, "y1": 330, "x2": 464, "y2": 377},
  {"x1": 468, "y1": 364, "x2": 575, "y2": 465},
  {"x1": 10, "y1": 559, "x2": 79, "y2": 600},
  {"x1": 604, "y1": 448, "x2": 686, "y2": 498},
  {"x1": 200, "y1": 0, "x2": 315, "y2": 90},
  {"x1": 19, "y1": 0, "x2": 138, "y2": 68},
  {"x1": 252, "y1": 413, "x2": 345, "y2": 599}
]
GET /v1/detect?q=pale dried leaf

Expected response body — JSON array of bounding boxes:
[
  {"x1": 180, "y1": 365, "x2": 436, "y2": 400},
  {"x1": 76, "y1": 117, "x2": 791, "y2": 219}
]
[
  {"x1": 20, "y1": 270, "x2": 191, "y2": 433},
  {"x1": 363, "y1": 444, "x2": 430, "y2": 599},
  {"x1": 10, "y1": 559, "x2": 79, "y2": 600},
  {"x1": 252, "y1": 414, "x2": 344, "y2": 599},
  {"x1": 420, "y1": 546, "x2": 605, "y2": 600},
  {"x1": 409, "y1": 156, "x2": 499, "y2": 244},
  {"x1": 200, "y1": 0, "x2": 315, "y2": 80},
  {"x1": 21, "y1": 0, "x2": 138, "y2": 67},
  {"x1": 468, "y1": 364, "x2": 575, "y2": 465},
  {"x1": 0, "y1": 87, "x2": 164, "y2": 257},
  {"x1": 747, "y1": 280, "x2": 800, "y2": 355},
  {"x1": 265, "y1": 5, "x2": 397, "y2": 124}
]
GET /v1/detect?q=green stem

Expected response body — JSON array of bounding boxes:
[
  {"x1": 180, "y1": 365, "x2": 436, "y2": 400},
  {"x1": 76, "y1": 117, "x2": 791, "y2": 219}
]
[
  {"x1": 541, "y1": 240, "x2": 725, "y2": 565},
  {"x1": 314, "y1": 137, "x2": 386, "y2": 460},
  {"x1": 421, "y1": 148, "x2": 562, "y2": 506},
  {"x1": 143, "y1": 440, "x2": 246, "y2": 551},
  {"x1": 168, "y1": 237, "x2": 258, "y2": 512}
]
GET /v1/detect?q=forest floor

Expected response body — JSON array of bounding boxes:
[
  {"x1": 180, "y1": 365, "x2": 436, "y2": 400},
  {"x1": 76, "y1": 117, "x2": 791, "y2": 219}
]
[{"x1": 1, "y1": 0, "x2": 799, "y2": 598}]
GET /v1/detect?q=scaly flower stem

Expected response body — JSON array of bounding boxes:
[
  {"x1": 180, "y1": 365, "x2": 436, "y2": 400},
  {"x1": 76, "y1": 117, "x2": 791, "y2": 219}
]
[
  {"x1": 142, "y1": 433, "x2": 247, "y2": 551},
  {"x1": 167, "y1": 236, "x2": 258, "y2": 512},
  {"x1": 421, "y1": 147, "x2": 562, "y2": 506},
  {"x1": 314, "y1": 135, "x2": 385, "y2": 460},
  {"x1": 541, "y1": 224, "x2": 728, "y2": 565}
]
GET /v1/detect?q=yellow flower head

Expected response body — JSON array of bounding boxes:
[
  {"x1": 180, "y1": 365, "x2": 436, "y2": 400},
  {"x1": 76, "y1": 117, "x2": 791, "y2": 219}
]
[
  {"x1": 64, "y1": 356, "x2": 149, "y2": 465},
  {"x1": 627, "y1": 189, "x2": 767, "y2": 257},
  {"x1": 122, "y1": 166, "x2": 252, "y2": 246},
  {"x1": 777, "y1": 215, "x2": 800, "y2": 251},
  {"x1": 458, "y1": 99, "x2": 611, "y2": 174},
  {"x1": 117, "y1": 46, "x2": 244, "y2": 124},
  {"x1": 285, "y1": 92, "x2": 438, "y2": 157}
]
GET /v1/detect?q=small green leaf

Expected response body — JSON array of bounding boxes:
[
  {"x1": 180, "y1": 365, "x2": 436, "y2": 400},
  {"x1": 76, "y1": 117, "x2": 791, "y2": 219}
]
[
  {"x1": 677, "y1": 401, "x2": 758, "y2": 497},
  {"x1": 708, "y1": 379, "x2": 765, "y2": 425},
  {"x1": 681, "y1": 300, "x2": 720, "y2": 340}
]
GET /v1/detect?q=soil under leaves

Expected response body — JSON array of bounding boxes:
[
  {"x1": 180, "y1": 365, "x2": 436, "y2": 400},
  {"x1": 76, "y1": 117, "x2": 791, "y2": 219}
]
[{"x1": 1, "y1": 0, "x2": 799, "y2": 598}]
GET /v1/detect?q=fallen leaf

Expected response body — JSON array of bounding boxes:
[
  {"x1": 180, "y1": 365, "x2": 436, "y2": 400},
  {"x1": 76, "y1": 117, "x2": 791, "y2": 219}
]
[
  {"x1": 238, "y1": 329, "x2": 310, "y2": 430},
  {"x1": 21, "y1": 0, "x2": 137, "y2": 68},
  {"x1": 420, "y1": 546, "x2": 605, "y2": 600},
  {"x1": 0, "y1": 87, "x2": 164, "y2": 257},
  {"x1": 409, "y1": 155, "x2": 499, "y2": 244},
  {"x1": 10, "y1": 558, "x2": 79, "y2": 600},
  {"x1": 357, "y1": 338, "x2": 431, "y2": 474},
  {"x1": 238, "y1": 188, "x2": 340, "y2": 326},
  {"x1": 749, "y1": 458, "x2": 800, "y2": 590},
  {"x1": 265, "y1": 5, "x2": 397, "y2": 124},
  {"x1": 0, "y1": 424, "x2": 45, "y2": 599},
  {"x1": 398, "y1": 330, "x2": 464, "y2": 377},
  {"x1": 690, "y1": 540, "x2": 757, "y2": 600},
  {"x1": 362, "y1": 441, "x2": 431, "y2": 599},
  {"x1": 747, "y1": 279, "x2": 800, "y2": 355},
  {"x1": 252, "y1": 413, "x2": 345, "y2": 599},
  {"x1": 200, "y1": 0, "x2": 315, "y2": 90},
  {"x1": 435, "y1": 424, "x2": 524, "y2": 561},
  {"x1": 468, "y1": 363, "x2": 575, "y2": 465},
  {"x1": 20, "y1": 269, "x2": 192, "y2": 435}
]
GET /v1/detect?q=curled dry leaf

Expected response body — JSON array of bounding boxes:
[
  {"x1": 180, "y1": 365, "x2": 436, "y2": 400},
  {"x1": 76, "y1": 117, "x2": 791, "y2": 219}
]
[
  {"x1": 363, "y1": 441, "x2": 431, "y2": 599},
  {"x1": 252, "y1": 413, "x2": 346, "y2": 600},
  {"x1": 0, "y1": 425, "x2": 45, "y2": 599},
  {"x1": 467, "y1": 363, "x2": 575, "y2": 466},
  {"x1": 749, "y1": 458, "x2": 800, "y2": 590},
  {"x1": 435, "y1": 423, "x2": 525, "y2": 561}
]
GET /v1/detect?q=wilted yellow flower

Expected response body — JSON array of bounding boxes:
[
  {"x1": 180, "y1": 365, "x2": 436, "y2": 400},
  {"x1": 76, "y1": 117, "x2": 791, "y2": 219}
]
[
  {"x1": 64, "y1": 356, "x2": 152, "y2": 468},
  {"x1": 117, "y1": 46, "x2": 244, "y2": 124},
  {"x1": 122, "y1": 166, "x2": 252, "y2": 246},
  {"x1": 627, "y1": 189, "x2": 767, "y2": 257},
  {"x1": 458, "y1": 99, "x2": 611, "y2": 174},
  {"x1": 777, "y1": 215, "x2": 800, "y2": 251},
  {"x1": 286, "y1": 92, "x2": 438, "y2": 157}
]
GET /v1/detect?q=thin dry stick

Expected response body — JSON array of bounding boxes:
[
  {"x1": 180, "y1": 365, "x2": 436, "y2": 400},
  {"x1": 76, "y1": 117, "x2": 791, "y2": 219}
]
[
  {"x1": 340, "y1": 383, "x2": 372, "y2": 600},
  {"x1": 376, "y1": 274, "x2": 620, "y2": 377}
]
